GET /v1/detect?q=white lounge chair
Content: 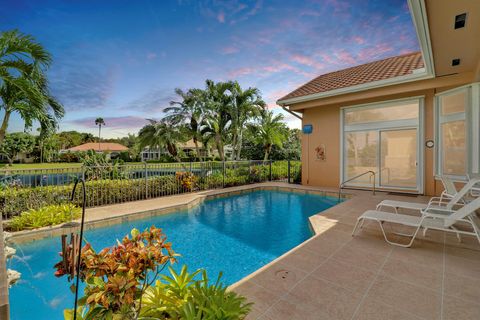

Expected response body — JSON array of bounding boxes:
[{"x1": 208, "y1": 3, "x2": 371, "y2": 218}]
[
  {"x1": 352, "y1": 196, "x2": 480, "y2": 248},
  {"x1": 439, "y1": 176, "x2": 458, "y2": 202},
  {"x1": 376, "y1": 178, "x2": 480, "y2": 214}
]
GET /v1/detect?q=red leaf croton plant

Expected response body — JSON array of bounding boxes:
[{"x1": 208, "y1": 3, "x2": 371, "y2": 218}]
[{"x1": 54, "y1": 226, "x2": 177, "y2": 319}]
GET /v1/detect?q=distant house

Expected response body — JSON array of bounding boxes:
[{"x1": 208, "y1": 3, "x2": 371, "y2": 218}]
[
  {"x1": 141, "y1": 140, "x2": 233, "y2": 161},
  {"x1": 141, "y1": 140, "x2": 207, "y2": 161},
  {"x1": 62, "y1": 142, "x2": 129, "y2": 158}
]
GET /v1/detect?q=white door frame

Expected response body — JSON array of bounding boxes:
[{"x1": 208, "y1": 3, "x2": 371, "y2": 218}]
[{"x1": 340, "y1": 96, "x2": 425, "y2": 193}]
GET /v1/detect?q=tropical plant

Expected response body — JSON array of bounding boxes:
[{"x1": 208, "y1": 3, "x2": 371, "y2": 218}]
[
  {"x1": 138, "y1": 118, "x2": 187, "y2": 162},
  {"x1": 6, "y1": 203, "x2": 80, "y2": 231},
  {"x1": 200, "y1": 80, "x2": 232, "y2": 161},
  {"x1": 140, "y1": 265, "x2": 201, "y2": 319},
  {"x1": 57, "y1": 227, "x2": 177, "y2": 320},
  {"x1": 141, "y1": 265, "x2": 252, "y2": 320},
  {"x1": 165, "y1": 88, "x2": 205, "y2": 161},
  {"x1": 80, "y1": 150, "x2": 126, "y2": 180},
  {"x1": 0, "y1": 132, "x2": 36, "y2": 164},
  {"x1": 228, "y1": 81, "x2": 265, "y2": 160},
  {"x1": 180, "y1": 271, "x2": 252, "y2": 320},
  {"x1": 250, "y1": 110, "x2": 289, "y2": 161},
  {"x1": 95, "y1": 117, "x2": 105, "y2": 149},
  {"x1": 0, "y1": 30, "x2": 64, "y2": 144}
]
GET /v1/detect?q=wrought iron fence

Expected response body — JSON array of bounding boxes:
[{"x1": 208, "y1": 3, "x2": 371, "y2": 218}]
[{"x1": 0, "y1": 160, "x2": 301, "y2": 218}]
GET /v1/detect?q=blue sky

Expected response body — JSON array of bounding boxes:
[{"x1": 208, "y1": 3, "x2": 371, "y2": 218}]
[{"x1": 1, "y1": 0, "x2": 419, "y2": 138}]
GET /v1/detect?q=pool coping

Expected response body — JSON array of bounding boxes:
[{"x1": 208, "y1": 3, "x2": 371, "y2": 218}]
[{"x1": 7, "y1": 182, "x2": 351, "y2": 244}]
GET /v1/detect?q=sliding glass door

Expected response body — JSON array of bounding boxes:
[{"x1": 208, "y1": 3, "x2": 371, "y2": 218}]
[
  {"x1": 380, "y1": 129, "x2": 417, "y2": 188},
  {"x1": 342, "y1": 98, "x2": 423, "y2": 192}
]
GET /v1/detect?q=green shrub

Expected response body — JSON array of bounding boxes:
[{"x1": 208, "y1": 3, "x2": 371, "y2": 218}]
[
  {"x1": 6, "y1": 203, "x2": 81, "y2": 231},
  {"x1": 0, "y1": 175, "x2": 182, "y2": 218},
  {"x1": 140, "y1": 265, "x2": 252, "y2": 320}
]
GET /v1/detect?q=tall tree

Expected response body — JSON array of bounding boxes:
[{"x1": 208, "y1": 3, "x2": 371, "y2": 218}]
[
  {"x1": 228, "y1": 81, "x2": 265, "y2": 160},
  {"x1": 137, "y1": 119, "x2": 186, "y2": 162},
  {"x1": 95, "y1": 117, "x2": 105, "y2": 149},
  {"x1": 0, "y1": 30, "x2": 64, "y2": 144},
  {"x1": 164, "y1": 88, "x2": 205, "y2": 161},
  {"x1": 200, "y1": 80, "x2": 232, "y2": 161},
  {"x1": 251, "y1": 110, "x2": 288, "y2": 161}
]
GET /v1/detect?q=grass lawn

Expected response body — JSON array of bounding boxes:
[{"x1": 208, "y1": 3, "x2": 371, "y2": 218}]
[
  {"x1": 0, "y1": 162, "x2": 146, "y2": 170},
  {"x1": 0, "y1": 162, "x2": 82, "y2": 169}
]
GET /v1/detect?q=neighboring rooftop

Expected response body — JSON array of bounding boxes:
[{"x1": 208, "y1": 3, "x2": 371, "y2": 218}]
[
  {"x1": 66, "y1": 142, "x2": 128, "y2": 152},
  {"x1": 279, "y1": 52, "x2": 424, "y2": 102}
]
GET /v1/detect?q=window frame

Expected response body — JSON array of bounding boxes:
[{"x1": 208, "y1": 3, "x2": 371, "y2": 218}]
[{"x1": 435, "y1": 83, "x2": 480, "y2": 180}]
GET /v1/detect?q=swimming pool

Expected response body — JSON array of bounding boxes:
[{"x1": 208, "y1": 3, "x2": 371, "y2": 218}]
[{"x1": 8, "y1": 189, "x2": 340, "y2": 319}]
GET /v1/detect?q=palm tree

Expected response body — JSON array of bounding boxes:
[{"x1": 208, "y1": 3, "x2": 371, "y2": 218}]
[
  {"x1": 228, "y1": 81, "x2": 265, "y2": 160},
  {"x1": 252, "y1": 110, "x2": 289, "y2": 161},
  {"x1": 137, "y1": 119, "x2": 186, "y2": 162},
  {"x1": 164, "y1": 88, "x2": 205, "y2": 161},
  {"x1": 95, "y1": 117, "x2": 105, "y2": 150},
  {"x1": 0, "y1": 30, "x2": 64, "y2": 144},
  {"x1": 200, "y1": 80, "x2": 232, "y2": 161}
]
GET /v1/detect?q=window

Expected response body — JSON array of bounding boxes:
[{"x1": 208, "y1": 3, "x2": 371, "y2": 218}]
[
  {"x1": 342, "y1": 98, "x2": 422, "y2": 191},
  {"x1": 436, "y1": 84, "x2": 480, "y2": 178}
]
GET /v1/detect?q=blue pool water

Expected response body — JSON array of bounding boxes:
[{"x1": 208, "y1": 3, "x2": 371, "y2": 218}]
[{"x1": 8, "y1": 190, "x2": 340, "y2": 319}]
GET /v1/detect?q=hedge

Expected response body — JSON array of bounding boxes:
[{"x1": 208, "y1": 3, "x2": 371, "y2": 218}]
[{"x1": 1, "y1": 161, "x2": 301, "y2": 218}]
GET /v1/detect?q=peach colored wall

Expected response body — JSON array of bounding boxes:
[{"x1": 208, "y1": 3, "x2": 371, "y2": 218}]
[{"x1": 299, "y1": 86, "x2": 468, "y2": 196}]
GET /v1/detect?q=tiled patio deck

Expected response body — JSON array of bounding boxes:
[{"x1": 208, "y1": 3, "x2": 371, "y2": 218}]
[{"x1": 230, "y1": 185, "x2": 480, "y2": 320}]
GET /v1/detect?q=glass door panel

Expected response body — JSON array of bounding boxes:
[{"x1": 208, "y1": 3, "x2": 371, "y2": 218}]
[
  {"x1": 345, "y1": 131, "x2": 378, "y2": 186},
  {"x1": 380, "y1": 129, "x2": 417, "y2": 188}
]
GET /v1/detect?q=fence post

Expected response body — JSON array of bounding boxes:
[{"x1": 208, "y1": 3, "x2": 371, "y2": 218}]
[
  {"x1": 81, "y1": 166, "x2": 86, "y2": 205},
  {"x1": 288, "y1": 160, "x2": 291, "y2": 184},
  {"x1": 222, "y1": 161, "x2": 225, "y2": 188},
  {"x1": 269, "y1": 160, "x2": 272, "y2": 181},
  {"x1": 144, "y1": 162, "x2": 148, "y2": 199}
]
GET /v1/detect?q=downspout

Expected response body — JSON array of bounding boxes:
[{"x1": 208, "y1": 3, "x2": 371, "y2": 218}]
[
  {"x1": 279, "y1": 104, "x2": 303, "y2": 120},
  {"x1": 279, "y1": 103, "x2": 306, "y2": 185}
]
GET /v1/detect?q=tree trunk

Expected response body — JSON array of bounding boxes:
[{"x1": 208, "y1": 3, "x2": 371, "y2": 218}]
[
  {"x1": 263, "y1": 144, "x2": 272, "y2": 161},
  {"x1": 230, "y1": 133, "x2": 237, "y2": 161},
  {"x1": 167, "y1": 144, "x2": 180, "y2": 162},
  {"x1": 193, "y1": 137, "x2": 203, "y2": 162},
  {"x1": 0, "y1": 110, "x2": 11, "y2": 146},
  {"x1": 98, "y1": 125, "x2": 101, "y2": 151},
  {"x1": 235, "y1": 130, "x2": 243, "y2": 160},
  {"x1": 215, "y1": 135, "x2": 224, "y2": 161}
]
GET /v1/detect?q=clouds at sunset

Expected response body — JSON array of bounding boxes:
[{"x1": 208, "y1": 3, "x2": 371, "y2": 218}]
[{"x1": 1, "y1": 0, "x2": 419, "y2": 137}]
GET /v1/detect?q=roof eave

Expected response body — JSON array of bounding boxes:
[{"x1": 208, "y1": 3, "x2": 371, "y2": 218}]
[{"x1": 277, "y1": 72, "x2": 434, "y2": 106}]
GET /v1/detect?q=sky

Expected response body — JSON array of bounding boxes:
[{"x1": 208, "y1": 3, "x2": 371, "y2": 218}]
[{"x1": 0, "y1": 0, "x2": 420, "y2": 138}]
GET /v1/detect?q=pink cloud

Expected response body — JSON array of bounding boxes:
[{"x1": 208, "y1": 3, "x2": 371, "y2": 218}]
[
  {"x1": 299, "y1": 10, "x2": 322, "y2": 17},
  {"x1": 221, "y1": 46, "x2": 239, "y2": 55},
  {"x1": 352, "y1": 36, "x2": 365, "y2": 45},
  {"x1": 291, "y1": 54, "x2": 325, "y2": 70},
  {"x1": 336, "y1": 50, "x2": 356, "y2": 65},
  {"x1": 146, "y1": 52, "x2": 157, "y2": 60},
  {"x1": 228, "y1": 60, "x2": 316, "y2": 80},
  {"x1": 320, "y1": 53, "x2": 336, "y2": 65},
  {"x1": 217, "y1": 11, "x2": 225, "y2": 23},
  {"x1": 357, "y1": 43, "x2": 394, "y2": 61},
  {"x1": 69, "y1": 116, "x2": 148, "y2": 129},
  {"x1": 228, "y1": 67, "x2": 256, "y2": 78}
]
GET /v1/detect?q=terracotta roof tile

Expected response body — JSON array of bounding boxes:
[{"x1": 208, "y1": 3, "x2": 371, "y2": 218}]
[
  {"x1": 278, "y1": 52, "x2": 424, "y2": 102},
  {"x1": 67, "y1": 142, "x2": 128, "y2": 152}
]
